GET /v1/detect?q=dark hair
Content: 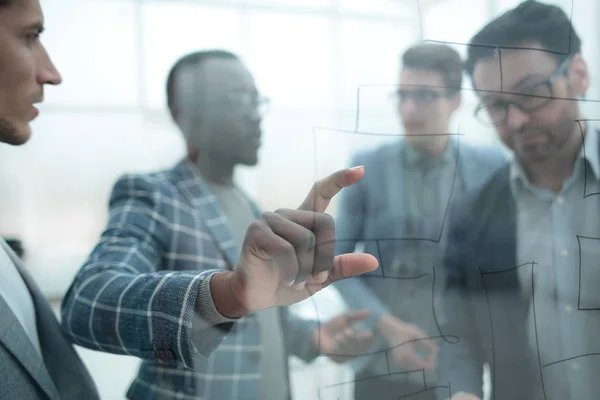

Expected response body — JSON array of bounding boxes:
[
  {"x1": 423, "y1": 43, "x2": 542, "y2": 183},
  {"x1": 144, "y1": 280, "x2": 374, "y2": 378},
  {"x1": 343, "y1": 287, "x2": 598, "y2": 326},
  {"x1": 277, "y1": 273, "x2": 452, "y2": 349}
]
[
  {"x1": 0, "y1": 0, "x2": 13, "y2": 6},
  {"x1": 401, "y1": 43, "x2": 463, "y2": 95},
  {"x1": 166, "y1": 49, "x2": 239, "y2": 118},
  {"x1": 465, "y1": 0, "x2": 581, "y2": 78}
]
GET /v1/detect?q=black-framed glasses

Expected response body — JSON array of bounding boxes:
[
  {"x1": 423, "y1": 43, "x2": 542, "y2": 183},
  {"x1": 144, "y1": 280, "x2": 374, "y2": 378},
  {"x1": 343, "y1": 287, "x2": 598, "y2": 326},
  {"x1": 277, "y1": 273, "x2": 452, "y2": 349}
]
[
  {"x1": 391, "y1": 87, "x2": 453, "y2": 106},
  {"x1": 204, "y1": 91, "x2": 271, "y2": 117},
  {"x1": 474, "y1": 56, "x2": 572, "y2": 126},
  {"x1": 224, "y1": 91, "x2": 271, "y2": 117}
]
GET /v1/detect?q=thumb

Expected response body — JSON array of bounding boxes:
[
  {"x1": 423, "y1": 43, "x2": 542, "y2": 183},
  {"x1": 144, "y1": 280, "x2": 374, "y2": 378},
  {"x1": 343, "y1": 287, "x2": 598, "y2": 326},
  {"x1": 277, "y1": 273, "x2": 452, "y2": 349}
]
[{"x1": 326, "y1": 253, "x2": 378, "y2": 283}]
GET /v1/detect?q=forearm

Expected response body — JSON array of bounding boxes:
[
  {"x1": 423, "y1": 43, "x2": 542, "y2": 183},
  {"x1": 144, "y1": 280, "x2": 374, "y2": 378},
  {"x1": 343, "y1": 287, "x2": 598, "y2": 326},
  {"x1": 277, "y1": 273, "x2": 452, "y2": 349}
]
[{"x1": 61, "y1": 266, "x2": 233, "y2": 368}]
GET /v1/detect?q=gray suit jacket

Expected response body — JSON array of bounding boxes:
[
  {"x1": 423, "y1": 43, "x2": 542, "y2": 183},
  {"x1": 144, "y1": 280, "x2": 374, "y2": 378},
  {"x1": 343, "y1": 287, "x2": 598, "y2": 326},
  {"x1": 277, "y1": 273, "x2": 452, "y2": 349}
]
[
  {"x1": 333, "y1": 138, "x2": 508, "y2": 374},
  {"x1": 0, "y1": 240, "x2": 99, "y2": 400}
]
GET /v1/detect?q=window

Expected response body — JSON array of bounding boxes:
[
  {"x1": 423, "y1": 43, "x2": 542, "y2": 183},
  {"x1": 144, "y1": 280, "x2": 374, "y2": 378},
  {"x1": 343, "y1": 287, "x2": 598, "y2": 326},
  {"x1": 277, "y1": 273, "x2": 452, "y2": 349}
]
[{"x1": 42, "y1": 0, "x2": 138, "y2": 107}]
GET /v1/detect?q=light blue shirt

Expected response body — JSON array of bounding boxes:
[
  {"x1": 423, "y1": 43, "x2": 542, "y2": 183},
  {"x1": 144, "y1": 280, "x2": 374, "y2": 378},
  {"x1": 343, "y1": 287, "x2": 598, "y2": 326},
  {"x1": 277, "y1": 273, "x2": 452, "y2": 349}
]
[
  {"x1": 511, "y1": 123, "x2": 600, "y2": 400},
  {"x1": 208, "y1": 182, "x2": 288, "y2": 400},
  {"x1": 0, "y1": 241, "x2": 42, "y2": 357}
]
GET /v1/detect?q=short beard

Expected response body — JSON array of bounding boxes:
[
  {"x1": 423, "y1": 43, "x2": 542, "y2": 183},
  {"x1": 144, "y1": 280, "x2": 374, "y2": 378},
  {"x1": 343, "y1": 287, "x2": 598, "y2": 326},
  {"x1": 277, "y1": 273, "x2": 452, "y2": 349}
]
[
  {"x1": 0, "y1": 117, "x2": 27, "y2": 145},
  {"x1": 514, "y1": 101, "x2": 579, "y2": 164}
]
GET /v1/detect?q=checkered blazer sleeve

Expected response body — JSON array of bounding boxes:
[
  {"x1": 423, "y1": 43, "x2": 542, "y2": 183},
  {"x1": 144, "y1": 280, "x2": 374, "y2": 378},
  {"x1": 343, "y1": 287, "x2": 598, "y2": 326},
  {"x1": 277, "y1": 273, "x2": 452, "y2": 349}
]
[{"x1": 61, "y1": 174, "x2": 231, "y2": 370}]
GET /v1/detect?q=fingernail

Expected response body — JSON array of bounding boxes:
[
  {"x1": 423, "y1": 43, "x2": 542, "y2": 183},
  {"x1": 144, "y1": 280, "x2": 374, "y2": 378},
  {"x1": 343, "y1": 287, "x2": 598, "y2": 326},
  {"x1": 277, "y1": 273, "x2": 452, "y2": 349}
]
[
  {"x1": 315, "y1": 271, "x2": 329, "y2": 283},
  {"x1": 294, "y1": 281, "x2": 306, "y2": 290},
  {"x1": 350, "y1": 165, "x2": 364, "y2": 171},
  {"x1": 286, "y1": 279, "x2": 295, "y2": 287}
]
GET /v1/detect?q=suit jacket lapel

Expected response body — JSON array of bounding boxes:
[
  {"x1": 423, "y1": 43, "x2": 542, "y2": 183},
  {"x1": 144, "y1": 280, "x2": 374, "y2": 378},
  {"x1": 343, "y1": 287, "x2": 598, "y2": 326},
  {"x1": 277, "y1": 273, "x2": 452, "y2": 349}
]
[
  {"x1": 171, "y1": 160, "x2": 240, "y2": 268},
  {"x1": 473, "y1": 167, "x2": 519, "y2": 281},
  {"x1": 0, "y1": 241, "x2": 61, "y2": 400}
]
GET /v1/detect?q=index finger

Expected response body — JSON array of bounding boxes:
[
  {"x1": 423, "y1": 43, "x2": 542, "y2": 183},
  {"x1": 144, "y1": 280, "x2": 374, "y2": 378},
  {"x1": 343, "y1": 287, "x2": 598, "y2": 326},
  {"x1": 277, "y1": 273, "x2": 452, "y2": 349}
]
[
  {"x1": 342, "y1": 310, "x2": 371, "y2": 323},
  {"x1": 298, "y1": 165, "x2": 364, "y2": 212},
  {"x1": 415, "y1": 337, "x2": 438, "y2": 371}
]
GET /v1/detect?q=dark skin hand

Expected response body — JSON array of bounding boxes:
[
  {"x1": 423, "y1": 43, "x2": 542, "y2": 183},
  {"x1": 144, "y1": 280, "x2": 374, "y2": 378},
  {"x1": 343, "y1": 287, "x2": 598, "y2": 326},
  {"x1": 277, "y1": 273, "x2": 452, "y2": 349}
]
[{"x1": 210, "y1": 166, "x2": 379, "y2": 318}]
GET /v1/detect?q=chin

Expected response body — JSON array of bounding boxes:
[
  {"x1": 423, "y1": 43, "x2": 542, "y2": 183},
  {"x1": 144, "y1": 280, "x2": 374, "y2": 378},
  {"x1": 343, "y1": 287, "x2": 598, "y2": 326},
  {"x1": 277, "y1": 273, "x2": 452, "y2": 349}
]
[
  {"x1": 239, "y1": 151, "x2": 259, "y2": 166},
  {"x1": 518, "y1": 148, "x2": 552, "y2": 163},
  {"x1": 406, "y1": 133, "x2": 433, "y2": 145},
  {"x1": 0, "y1": 120, "x2": 31, "y2": 146},
  {"x1": 242, "y1": 158, "x2": 259, "y2": 166}
]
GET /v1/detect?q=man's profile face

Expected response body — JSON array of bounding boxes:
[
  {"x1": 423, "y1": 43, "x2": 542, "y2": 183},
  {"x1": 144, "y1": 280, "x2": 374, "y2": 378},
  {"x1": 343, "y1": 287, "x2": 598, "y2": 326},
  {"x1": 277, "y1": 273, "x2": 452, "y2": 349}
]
[
  {"x1": 397, "y1": 67, "x2": 460, "y2": 144},
  {"x1": 472, "y1": 42, "x2": 588, "y2": 164},
  {"x1": 178, "y1": 58, "x2": 263, "y2": 167},
  {"x1": 0, "y1": 0, "x2": 61, "y2": 146}
]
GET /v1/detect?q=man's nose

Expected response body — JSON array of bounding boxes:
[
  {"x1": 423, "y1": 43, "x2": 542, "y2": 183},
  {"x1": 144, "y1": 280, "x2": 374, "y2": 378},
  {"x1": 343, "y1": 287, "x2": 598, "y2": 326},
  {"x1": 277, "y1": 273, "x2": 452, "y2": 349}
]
[
  {"x1": 505, "y1": 104, "x2": 529, "y2": 131},
  {"x1": 399, "y1": 98, "x2": 420, "y2": 117},
  {"x1": 38, "y1": 45, "x2": 62, "y2": 86}
]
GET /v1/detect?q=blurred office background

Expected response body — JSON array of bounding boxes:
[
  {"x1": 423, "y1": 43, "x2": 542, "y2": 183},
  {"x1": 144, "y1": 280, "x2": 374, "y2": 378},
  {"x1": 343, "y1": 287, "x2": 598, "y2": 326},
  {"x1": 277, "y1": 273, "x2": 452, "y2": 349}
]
[{"x1": 0, "y1": 0, "x2": 598, "y2": 398}]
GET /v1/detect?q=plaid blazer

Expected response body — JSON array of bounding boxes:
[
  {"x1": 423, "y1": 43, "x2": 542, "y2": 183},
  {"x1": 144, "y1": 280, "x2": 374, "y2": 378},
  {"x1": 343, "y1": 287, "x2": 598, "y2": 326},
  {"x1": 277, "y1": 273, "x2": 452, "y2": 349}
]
[{"x1": 61, "y1": 160, "x2": 319, "y2": 400}]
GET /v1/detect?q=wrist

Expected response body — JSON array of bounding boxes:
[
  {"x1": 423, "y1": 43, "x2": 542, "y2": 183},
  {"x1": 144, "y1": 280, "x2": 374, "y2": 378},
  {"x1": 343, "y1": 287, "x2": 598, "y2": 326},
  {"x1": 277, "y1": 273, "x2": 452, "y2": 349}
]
[
  {"x1": 209, "y1": 271, "x2": 249, "y2": 318},
  {"x1": 377, "y1": 313, "x2": 400, "y2": 338},
  {"x1": 377, "y1": 313, "x2": 393, "y2": 329}
]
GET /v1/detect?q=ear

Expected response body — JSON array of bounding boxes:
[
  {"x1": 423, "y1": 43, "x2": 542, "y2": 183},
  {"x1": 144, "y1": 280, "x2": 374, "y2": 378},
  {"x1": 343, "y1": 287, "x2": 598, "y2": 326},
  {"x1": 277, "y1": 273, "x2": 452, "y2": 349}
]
[
  {"x1": 568, "y1": 53, "x2": 590, "y2": 97},
  {"x1": 186, "y1": 141, "x2": 199, "y2": 163}
]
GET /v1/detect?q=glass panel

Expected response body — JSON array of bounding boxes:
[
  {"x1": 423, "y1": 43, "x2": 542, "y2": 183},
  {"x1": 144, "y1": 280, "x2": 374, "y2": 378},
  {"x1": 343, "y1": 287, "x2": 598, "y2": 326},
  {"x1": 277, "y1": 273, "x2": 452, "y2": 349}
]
[
  {"x1": 337, "y1": 20, "x2": 415, "y2": 131},
  {"x1": 245, "y1": 12, "x2": 335, "y2": 109},
  {"x1": 17, "y1": 111, "x2": 185, "y2": 297},
  {"x1": 142, "y1": 4, "x2": 242, "y2": 108},
  {"x1": 422, "y1": 0, "x2": 487, "y2": 57},
  {"x1": 337, "y1": 0, "x2": 411, "y2": 17},
  {"x1": 253, "y1": 108, "x2": 336, "y2": 210},
  {"x1": 245, "y1": 0, "x2": 333, "y2": 9},
  {"x1": 42, "y1": 0, "x2": 138, "y2": 107}
]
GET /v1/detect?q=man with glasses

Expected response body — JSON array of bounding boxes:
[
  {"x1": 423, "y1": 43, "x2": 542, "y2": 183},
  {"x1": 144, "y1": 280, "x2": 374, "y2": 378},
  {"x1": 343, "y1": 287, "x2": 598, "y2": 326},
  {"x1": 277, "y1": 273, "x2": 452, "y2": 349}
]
[
  {"x1": 334, "y1": 43, "x2": 506, "y2": 400},
  {"x1": 438, "y1": 1, "x2": 600, "y2": 399},
  {"x1": 61, "y1": 50, "x2": 377, "y2": 400}
]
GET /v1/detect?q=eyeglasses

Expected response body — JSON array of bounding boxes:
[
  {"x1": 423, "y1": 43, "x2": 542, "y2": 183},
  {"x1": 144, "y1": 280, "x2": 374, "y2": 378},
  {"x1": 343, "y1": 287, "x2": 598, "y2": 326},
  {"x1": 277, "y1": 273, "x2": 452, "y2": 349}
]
[
  {"x1": 201, "y1": 91, "x2": 271, "y2": 117},
  {"x1": 474, "y1": 56, "x2": 572, "y2": 126},
  {"x1": 392, "y1": 87, "x2": 453, "y2": 105},
  {"x1": 215, "y1": 91, "x2": 271, "y2": 116}
]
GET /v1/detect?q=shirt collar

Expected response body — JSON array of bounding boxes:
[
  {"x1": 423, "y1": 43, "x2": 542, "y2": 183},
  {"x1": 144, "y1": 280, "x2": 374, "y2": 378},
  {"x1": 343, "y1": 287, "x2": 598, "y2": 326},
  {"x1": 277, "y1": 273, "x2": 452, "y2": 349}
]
[
  {"x1": 509, "y1": 121, "x2": 600, "y2": 195},
  {"x1": 580, "y1": 122, "x2": 600, "y2": 179},
  {"x1": 404, "y1": 138, "x2": 456, "y2": 166}
]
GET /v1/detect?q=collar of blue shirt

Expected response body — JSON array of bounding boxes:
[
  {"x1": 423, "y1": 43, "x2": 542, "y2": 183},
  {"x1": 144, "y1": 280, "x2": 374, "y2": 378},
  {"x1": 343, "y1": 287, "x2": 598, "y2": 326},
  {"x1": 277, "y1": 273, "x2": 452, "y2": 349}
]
[{"x1": 402, "y1": 137, "x2": 457, "y2": 166}]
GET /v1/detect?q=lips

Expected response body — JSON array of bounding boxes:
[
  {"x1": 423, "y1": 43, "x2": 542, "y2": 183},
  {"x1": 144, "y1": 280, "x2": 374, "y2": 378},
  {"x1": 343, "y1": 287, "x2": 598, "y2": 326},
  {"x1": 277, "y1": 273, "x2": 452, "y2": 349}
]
[
  {"x1": 30, "y1": 96, "x2": 43, "y2": 120},
  {"x1": 517, "y1": 131, "x2": 547, "y2": 145},
  {"x1": 30, "y1": 105, "x2": 39, "y2": 120},
  {"x1": 251, "y1": 137, "x2": 261, "y2": 147}
]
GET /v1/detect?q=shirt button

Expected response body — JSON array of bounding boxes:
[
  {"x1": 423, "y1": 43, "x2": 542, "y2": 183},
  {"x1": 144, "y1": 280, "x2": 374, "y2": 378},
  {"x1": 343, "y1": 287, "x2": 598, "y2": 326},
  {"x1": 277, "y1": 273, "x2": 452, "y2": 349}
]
[
  {"x1": 564, "y1": 304, "x2": 574, "y2": 313},
  {"x1": 556, "y1": 196, "x2": 565, "y2": 205},
  {"x1": 572, "y1": 362, "x2": 580, "y2": 371},
  {"x1": 560, "y1": 249, "x2": 569, "y2": 257}
]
